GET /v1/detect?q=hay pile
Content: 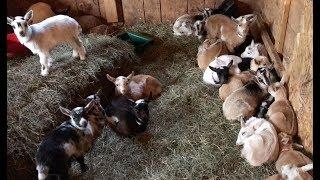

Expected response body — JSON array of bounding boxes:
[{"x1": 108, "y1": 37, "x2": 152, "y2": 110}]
[
  {"x1": 7, "y1": 34, "x2": 139, "y2": 177},
  {"x1": 74, "y1": 24, "x2": 276, "y2": 179}
]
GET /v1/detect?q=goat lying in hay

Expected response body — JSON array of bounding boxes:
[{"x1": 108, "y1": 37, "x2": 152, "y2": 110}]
[{"x1": 7, "y1": 34, "x2": 139, "y2": 179}]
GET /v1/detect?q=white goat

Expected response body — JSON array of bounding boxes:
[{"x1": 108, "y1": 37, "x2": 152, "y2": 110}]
[
  {"x1": 236, "y1": 117, "x2": 279, "y2": 167},
  {"x1": 241, "y1": 40, "x2": 268, "y2": 59},
  {"x1": 203, "y1": 55, "x2": 242, "y2": 86},
  {"x1": 7, "y1": 10, "x2": 86, "y2": 76}
]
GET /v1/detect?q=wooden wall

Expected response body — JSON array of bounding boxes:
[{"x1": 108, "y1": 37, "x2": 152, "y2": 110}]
[{"x1": 241, "y1": 0, "x2": 313, "y2": 153}]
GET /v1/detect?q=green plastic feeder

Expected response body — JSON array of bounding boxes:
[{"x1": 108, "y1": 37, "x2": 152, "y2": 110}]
[{"x1": 117, "y1": 31, "x2": 154, "y2": 53}]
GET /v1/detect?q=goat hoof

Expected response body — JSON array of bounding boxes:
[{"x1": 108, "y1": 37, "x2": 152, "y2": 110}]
[
  {"x1": 41, "y1": 71, "x2": 49, "y2": 76},
  {"x1": 80, "y1": 56, "x2": 86, "y2": 60}
]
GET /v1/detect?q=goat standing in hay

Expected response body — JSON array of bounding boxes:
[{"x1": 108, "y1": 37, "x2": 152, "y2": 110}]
[
  {"x1": 35, "y1": 93, "x2": 106, "y2": 180},
  {"x1": 236, "y1": 117, "x2": 279, "y2": 167},
  {"x1": 106, "y1": 71, "x2": 162, "y2": 101},
  {"x1": 204, "y1": 14, "x2": 256, "y2": 53},
  {"x1": 104, "y1": 95, "x2": 150, "y2": 137},
  {"x1": 7, "y1": 10, "x2": 86, "y2": 76}
]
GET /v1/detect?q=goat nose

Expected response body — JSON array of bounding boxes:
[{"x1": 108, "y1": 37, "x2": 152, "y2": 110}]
[{"x1": 19, "y1": 31, "x2": 25, "y2": 37}]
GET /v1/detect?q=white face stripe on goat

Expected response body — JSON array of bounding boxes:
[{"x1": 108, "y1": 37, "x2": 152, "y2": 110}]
[{"x1": 115, "y1": 76, "x2": 130, "y2": 95}]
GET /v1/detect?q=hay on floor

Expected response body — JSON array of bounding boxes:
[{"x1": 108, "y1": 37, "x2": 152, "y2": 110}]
[
  {"x1": 8, "y1": 24, "x2": 277, "y2": 179},
  {"x1": 7, "y1": 34, "x2": 139, "y2": 177},
  {"x1": 74, "y1": 24, "x2": 276, "y2": 179}
]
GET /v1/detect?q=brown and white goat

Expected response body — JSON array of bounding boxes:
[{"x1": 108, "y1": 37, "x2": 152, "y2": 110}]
[
  {"x1": 266, "y1": 82, "x2": 297, "y2": 136},
  {"x1": 241, "y1": 40, "x2": 268, "y2": 59},
  {"x1": 222, "y1": 69, "x2": 270, "y2": 122},
  {"x1": 236, "y1": 117, "x2": 279, "y2": 166},
  {"x1": 218, "y1": 66, "x2": 255, "y2": 101},
  {"x1": 250, "y1": 56, "x2": 272, "y2": 72},
  {"x1": 267, "y1": 163, "x2": 313, "y2": 180},
  {"x1": 205, "y1": 14, "x2": 256, "y2": 53},
  {"x1": 275, "y1": 132, "x2": 312, "y2": 175},
  {"x1": 106, "y1": 71, "x2": 162, "y2": 101},
  {"x1": 197, "y1": 38, "x2": 229, "y2": 70}
]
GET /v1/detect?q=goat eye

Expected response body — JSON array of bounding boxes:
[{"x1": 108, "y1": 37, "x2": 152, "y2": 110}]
[{"x1": 241, "y1": 132, "x2": 245, "y2": 136}]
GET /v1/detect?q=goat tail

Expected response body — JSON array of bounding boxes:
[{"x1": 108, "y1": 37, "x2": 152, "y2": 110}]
[{"x1": 36, "y1": 164, "x2": 49, "y2": 180}]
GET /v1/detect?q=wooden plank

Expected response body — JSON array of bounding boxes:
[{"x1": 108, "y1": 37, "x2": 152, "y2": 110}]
[
  {"x1": 122, "y1": 0, "x2": 144, "y2": 25},
  {"x1": 274, "y1": 0, "x2": 292, "y2": 54},
  {"x1": 160, "y1": 0, "x2": 187, "y2": 23},
  {"x1": 188, "y1": 0, "x2": 205, "y2": 14},
  {"x1": 103, "y1": 0, "x2": 119, "y2": 22},
  {"x1": 144, "y1": 0, "x2": 161, "y2": 23},
  {"x1": 99, "y1": 0, "x2": 106, "y2": 19},
  {"x1": 204, "y1": 0, "x2": 222, "y2": 9},
  {"x1": 256, "y1": 14, "x2": 284, "y2": 77}
]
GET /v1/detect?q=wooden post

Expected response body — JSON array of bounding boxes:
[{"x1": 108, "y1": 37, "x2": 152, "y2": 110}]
[
  {"x1": 99, "y1": 0, "x2": 119, "y2": 22},
  {"x1": 256, "y1": 14, "x2": 285, "y2": 77},
  {"x1": 274, "y1": 0, "x2": 292, "y2": 54}
]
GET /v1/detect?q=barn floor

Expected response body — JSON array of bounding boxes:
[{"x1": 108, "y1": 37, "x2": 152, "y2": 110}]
[{"x1": 69, "y1": 24, "x2": 276, "y2": 179}]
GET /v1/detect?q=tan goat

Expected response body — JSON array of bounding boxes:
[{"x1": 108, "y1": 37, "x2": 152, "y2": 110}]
[
  {"x1": 27, "y1": 2, "x2": 55, "y2": 24},
  {"x1": 275, "y1": 132, "x2": 312, "y2": 175},
  {"x1": 205, "y1": 14, "x2": 256, "y2": 53},
  {"x1": 250, "y1": 56, "x2": 272, "y2": 72},
  {"x1": 218, "y1": 66, "x2": 255, "y2": 101},
  {"x1": 106, "y1": 71, "x2": 162, "y2": 101},
  {"x1": 266, "y1": 82, "x2": 297, "y2": 136},
  {"x1": 197, "y1": 38, "x2": 229, "y2": 70},
  {"x1": 222, "y1": 69, "x2": 270, "y2": 122}
]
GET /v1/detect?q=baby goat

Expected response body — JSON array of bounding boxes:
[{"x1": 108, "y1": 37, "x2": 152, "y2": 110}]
[
  {"x1": 266, "y1": 82, "x2": 297, "y2": 136},
  {"x1": 7, "y1": 11, "x2": 86, "y2": 76},
  {"x1": 203, "y1": 55, "x2": 242, "y2": 86},
  {"x1": 106, "y1": 71, "x2": 162, "y2": 101},
  {"x1": 241, "y1": 40, "x2": 268, "y2": 59},
  {"x1": 275, "y1": 132, "x2": 312, "y2": 175},
  {"x1": 196, "y1": 38, "x2": 229, "y2": 70},
  {"x1": 222, "y1": 69, "x2": 270, "y2": 122},
  {"x1": 35, "y1": 94, "x2": 106, "y2": 180},
  {"x1": 218, "y1": 68, "x2": 255, "y2": 101},
  {"x1": 105, "y1": 96, "x2": 150, "y2": 137},
  {"x1": 173, "y1": 14, "x2": 204, "y2": 37},
  {"x1": 236, "y1": 117, "x2": 279, "y2": 166},
  {"x1": 205, "y1": 14, "x2": 256, "y2": 53}
]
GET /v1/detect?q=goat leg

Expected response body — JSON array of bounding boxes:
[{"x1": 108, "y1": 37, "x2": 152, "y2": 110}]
[{"x1": 76, "y1": 156, "x2": 88, "y2": 173}]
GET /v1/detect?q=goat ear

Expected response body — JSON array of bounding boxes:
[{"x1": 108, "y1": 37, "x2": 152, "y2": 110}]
[
  {"x1": 7, "y1": 17, "x2": 13, "y2": 25},
  {"x1": 209, "y1": 66, "x2": 218, "y2": 72},
  {"x1": 227, "y1": 60, "x2": 233, "y2": 68},
  {"x1": 24, "y1": 10, "x2": 33, "y2": 22},
  {"x1": 106, "y1": 74, "x2": 116, "y2": 83},
  {"x1": 59, "y1": 106, "x2": 71, "y2": 117},
  {"x1": 250, "y1": 40, "x2": 255, "y2": 46},
  {"x1": 127, "y1": 71, "x2": 134, "y2": 79},
  {"x1": 281, "y1": 137, "x2": 290, "y2": 144},
  {"x1": 248, "y1": 15, "x2": 257, "y2": 22},
  {"x1": 240, "y1": 117, "x2": 245, "y2": 127},
  {"x1": 231, "y1": 16, "x2": 238, "y2": 22},
  {"x1": 84, "y1": 99, "x2": 95, "y2": 111}
]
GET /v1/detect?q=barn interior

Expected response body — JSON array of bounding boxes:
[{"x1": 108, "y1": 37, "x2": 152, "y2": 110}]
[{"x1": 7, "y1": 0, "x2": 313, "y2": 179}]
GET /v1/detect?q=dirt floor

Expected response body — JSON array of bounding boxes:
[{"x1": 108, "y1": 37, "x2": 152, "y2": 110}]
[{"x1": 67, "y1": 24, "x2": 277, "y2": 179}]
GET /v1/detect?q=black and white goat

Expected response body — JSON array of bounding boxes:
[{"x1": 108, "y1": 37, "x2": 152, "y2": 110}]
[
  {"x1": 35, "y1": 93, "x2": 106, "y2": 180},
  {"x1": 104, "y1": 95, "x2": 150, "y2": 137}
]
